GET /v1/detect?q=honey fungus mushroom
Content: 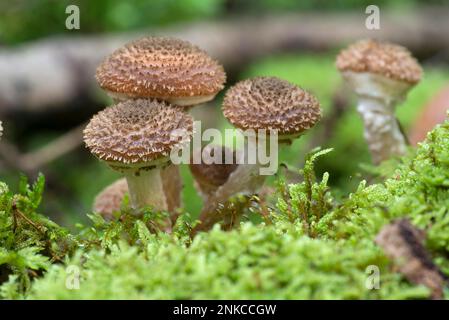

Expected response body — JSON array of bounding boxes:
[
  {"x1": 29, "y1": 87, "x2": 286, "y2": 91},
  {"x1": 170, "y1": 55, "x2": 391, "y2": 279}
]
[
  {"x1": 336, "y1": 39, "x2": 423, "y2": 164},
  {"x1": 84, "y1": 99, "x2": 193, "y2": 213},
  {"x1": 193, "y1": 77, "x2": 321, "y2": 235},
  {"x1": 223, "y1": 76, "x2": 322, "y2": 144},
  {"x1": 189, "y1": 145, "x2": 238, "y2": 201},
  {"x1": 93, "y1": 178, "x2": 128, "y2": 220},
  {"x1": 95, "y1": 37, "x2": 226, "y2": 106}
]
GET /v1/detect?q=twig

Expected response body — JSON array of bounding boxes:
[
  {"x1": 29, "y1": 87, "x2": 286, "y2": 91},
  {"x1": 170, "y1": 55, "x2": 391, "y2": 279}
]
[
  {"x1": 0, "y1": 122, "x2": 86, "y2": 173},
  {"x1": 12, "y1": 201, "x2": 46, "y2": 235},
  {"x1": 20, "y1": 122, "x2": 86, "y2": 171}
]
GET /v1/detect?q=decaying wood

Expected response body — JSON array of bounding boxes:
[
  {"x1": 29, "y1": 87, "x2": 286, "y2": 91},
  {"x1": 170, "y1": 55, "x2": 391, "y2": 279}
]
[
  {"x1": 375, "y1": 219, "x2": 448, "y2": 299},
  {"x1": 1, "y1": 8, "x2": 449, "y2": 116}
]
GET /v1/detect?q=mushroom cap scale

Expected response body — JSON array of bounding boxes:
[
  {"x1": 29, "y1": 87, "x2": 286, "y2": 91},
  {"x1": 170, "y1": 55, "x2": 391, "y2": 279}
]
[
  {"x1": 222, "y1": 77, "x2": 321, "y2": 136},
  {"x1": 96, "y1": 37, "x2": 226, "y2": 103},
  {"x1": 84, "y1": 99, "x2": 193, "y2": 165},
  {"x1": 336, "y1": 39, "x2": 422, "y2": 84}
]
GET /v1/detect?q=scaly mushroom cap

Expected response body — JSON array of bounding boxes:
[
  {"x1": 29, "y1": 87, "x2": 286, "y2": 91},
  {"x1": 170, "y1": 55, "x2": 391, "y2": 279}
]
[
  {"x1": 222, "y1": 77, "x2": 321, "y2": 136},
  {"x1": 84, "y1": 99, "x2": 193, "y2": 166},
  {"x1": 96, "y1": 37, "x2": 226, "y2": 104},
  {"x1": 336, "y1": 39, "x2": 422, "y2": 84},
  {"x1": 189, "y1": 145, "x2": 238, "y2": 191},
  {"x1": 93, "y1": 178, "x2": 128, "y2": 220}
]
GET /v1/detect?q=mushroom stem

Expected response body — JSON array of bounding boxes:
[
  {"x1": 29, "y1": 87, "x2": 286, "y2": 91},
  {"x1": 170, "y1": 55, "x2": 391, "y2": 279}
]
[
  {"x1": 124, "y1": 168, "x2": 167, "y2": 213},
  {"x1": 192, "y1": 137, "x2": 271, "y2": 235},
  {"x1": 356, "y1": 96, "x2": 407, "y2": 164}
]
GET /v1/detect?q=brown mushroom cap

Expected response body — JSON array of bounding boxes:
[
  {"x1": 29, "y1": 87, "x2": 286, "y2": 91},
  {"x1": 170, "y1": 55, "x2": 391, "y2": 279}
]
[
  {"x1": 222, "y1": 77, "x2": 321, "y2": 136},
  {"x1": 93, "y1": 178, "x2": 128, "y2": 220},
  {"x1": 336, "y1": 39, "x2": 422, "y2": 84},
  {"x1": 84, "y1": 99, "x2": 193, "y2": 166},
  {"x1": 96, "y1": 37, "x2": 226, "y2": 102},
  {"x1": 189, "y1": 145, "x2": 238, "y2": 191}
]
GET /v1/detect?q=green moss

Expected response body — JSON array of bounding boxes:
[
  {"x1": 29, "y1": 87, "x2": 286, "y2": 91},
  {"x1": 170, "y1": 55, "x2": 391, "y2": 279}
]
[
  {"x1": 1, "y1": 121, "x2": 449, "y2": 300},
  {"x1": 27, "y1": 227, "x2": 429, "y2": 300}
]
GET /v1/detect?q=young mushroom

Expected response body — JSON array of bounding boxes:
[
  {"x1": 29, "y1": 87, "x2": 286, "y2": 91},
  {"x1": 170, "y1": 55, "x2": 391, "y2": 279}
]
[
  {"x1": 93, "y1": 178, "x2": 128, "y2": 220},
  {"x1": 193, "y1": 77, "x2": 321, "y2": 235},
  {"x1": 189, "y1": 144, "x2": 238, "y2": 201},
  {"x1": 336, "y1": 39, "x2": 423, "y2": 164},
  {"x1": 95, "y1": 36, "x2": 226, "y2": 106},
  {"x1": 84, "y1": 99, "x2": 193, "y2": 213}
]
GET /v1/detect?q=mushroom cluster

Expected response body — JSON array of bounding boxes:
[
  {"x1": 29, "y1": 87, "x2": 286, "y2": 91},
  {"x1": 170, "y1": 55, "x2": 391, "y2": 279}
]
[
  {"x1": 85, "y1": 36, "x2": 423, "y2": 236},
  {"x1": 86, "y1": 36, "x2": 225, "y2": 222}
]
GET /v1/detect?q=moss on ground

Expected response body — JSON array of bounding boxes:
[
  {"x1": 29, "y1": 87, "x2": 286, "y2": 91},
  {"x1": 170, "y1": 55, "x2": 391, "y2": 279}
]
[{"x1": 1, "y1": 120, "x2": 448, "y2": 299}]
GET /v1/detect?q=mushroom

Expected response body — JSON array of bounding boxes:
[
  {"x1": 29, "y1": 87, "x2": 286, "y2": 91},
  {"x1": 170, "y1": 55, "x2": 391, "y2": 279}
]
[
  {"x1": 0, "y1": 121, "x2": 3, "y2": 139},
  {"x1": 193, "y1": 77, "x2": 321, "y2": 234},
  {"x1": 189, "y1": 144, "x2": 238, "y2": 201},
  {"x1": 223, "y1": 76, "x2": 321, "y2": 145},
  {"x1": 95, "y1": 36, "x2": 226, "y2": 106},
  {"x1": 336, "y1": 39, "x2": 423, "y2": 164},
  {"x1": 83, "y1": 99, "x2": 193, "y2": 213},
  {"x1": 96, "y1": 36, "x2": 226, "y2": 215},
  {"x1": 93, "y1": 178, "x2": 128, "y2": 220}
]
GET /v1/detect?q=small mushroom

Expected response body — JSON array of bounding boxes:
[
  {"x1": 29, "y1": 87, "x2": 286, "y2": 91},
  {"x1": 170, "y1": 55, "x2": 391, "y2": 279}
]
[
  {"x1": 95, "y1": 36, "x2": 226, "y2": 106},
  {"x1": 84, "y1": 99, "x2": 193, "y2": 213},
  {"x1": 336, "y1": 39, "x2": 423, "y2": 164},
  {"x1": 189, "y1": 144, "x2": 238, "y2": 200},
  {"x1": 193, "y1": 77, "x2": 321, "y2": 234},
  {"x1": 93, "y1": 178, "x2": 128, "y2": 220},
  {"x1": 0, "y1": 121, "x2": 3, "y2": 139}
]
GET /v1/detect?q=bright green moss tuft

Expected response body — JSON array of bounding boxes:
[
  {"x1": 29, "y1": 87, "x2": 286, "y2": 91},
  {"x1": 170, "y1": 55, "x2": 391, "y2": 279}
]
[{"x1": 1, "y1": 122, "x2": 449, "y2": 299}]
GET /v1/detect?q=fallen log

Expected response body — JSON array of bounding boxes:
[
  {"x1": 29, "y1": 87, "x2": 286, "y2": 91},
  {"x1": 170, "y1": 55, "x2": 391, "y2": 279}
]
[{"x1": 1, "y1": 8, "x2": 449, "y2": 116}]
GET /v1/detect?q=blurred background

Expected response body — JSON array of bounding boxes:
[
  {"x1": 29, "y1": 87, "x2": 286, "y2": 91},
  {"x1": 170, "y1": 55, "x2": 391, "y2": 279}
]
[{"x1": 0, "y1": 0, "x2": 448, "y2": 228}]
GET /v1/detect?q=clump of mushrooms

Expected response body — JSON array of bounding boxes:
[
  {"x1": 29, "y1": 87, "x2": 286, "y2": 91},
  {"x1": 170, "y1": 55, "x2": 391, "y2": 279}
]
[
  {"x1": 84, "y1": 99, "x2": 193, "y2": 216},
  {"x1": 336, "y1": 39, "x2": 423, "y2": 164},
  {"x1": 95, "y1": 36, "x2": 226, "y2": 213},
  {"x1": 193, "y1": 76, "x2": 322, "y2": 234},
  {"x1": 96, "y1": 37, "x2": 226, "y2": 106}
]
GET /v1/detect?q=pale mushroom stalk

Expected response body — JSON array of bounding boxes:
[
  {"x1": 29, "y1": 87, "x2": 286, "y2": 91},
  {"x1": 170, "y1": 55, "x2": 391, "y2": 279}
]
[
  {"x1": 336, "y1": 40, "x2": 422, "y2": 164},
  {"x1": 121, "y1": 166, "x2": 167, "y2": 211},
  {"x1": 196, "y1": 135, "x2": 289, "y2": 232},
  {"x1": 342, "y1": 70, "x2": 413, "y2": 164},
  {"x1": 356, "y1": 95, "x2": 407, "y2": 164}
]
